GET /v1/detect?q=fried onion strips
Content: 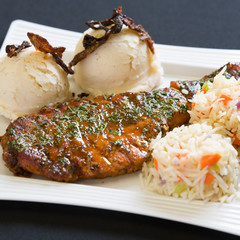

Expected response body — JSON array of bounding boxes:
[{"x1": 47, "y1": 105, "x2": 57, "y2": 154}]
[
  {"x1": 27, "y1": 32, "x2": 73, "y2": 74},
  {"x1": 6, "y1": 41, "x2": 31, "y2": 58},
  {"x1": 69, "y1": 6, "x2": 154, "y2": 68}
]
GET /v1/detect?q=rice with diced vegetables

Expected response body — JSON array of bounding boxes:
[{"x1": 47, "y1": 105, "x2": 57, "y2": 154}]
[
  {"x1": 141, "y1": 123, "x2": 239, "y2": 203},
  {"x1": 190, "y1": 69, "x2": 240, "y2": 146}
]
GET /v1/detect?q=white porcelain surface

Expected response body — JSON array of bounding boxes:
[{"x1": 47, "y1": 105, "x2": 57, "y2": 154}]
[{"x1": 0, "y1": 20, "x2": 240, "y2": 236}]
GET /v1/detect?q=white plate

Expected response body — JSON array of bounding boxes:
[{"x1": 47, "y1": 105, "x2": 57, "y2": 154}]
[{"x1": 1, "y1": 20, "x2": 240, "y2": 236}]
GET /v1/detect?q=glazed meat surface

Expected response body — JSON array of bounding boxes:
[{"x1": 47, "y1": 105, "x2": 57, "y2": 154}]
[
  {"x1": 1, "y1": 89, "x2": 190, "y2": 182},
  {"x1": 1, "y1": 62, "x2": 239, "y2": 182}
]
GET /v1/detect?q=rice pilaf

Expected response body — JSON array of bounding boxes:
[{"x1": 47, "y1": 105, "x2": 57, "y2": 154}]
[{"x1": 141, "y1": 70, "x2": 240, "y2": 203}]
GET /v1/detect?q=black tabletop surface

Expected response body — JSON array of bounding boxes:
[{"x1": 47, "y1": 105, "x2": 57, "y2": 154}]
[{"x1": 0, "y1": 0, "x2": 240, "y2": 239}]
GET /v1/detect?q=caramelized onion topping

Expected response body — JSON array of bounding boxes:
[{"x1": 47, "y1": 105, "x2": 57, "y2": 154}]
[
  {"x1": 27, "y1": 32, "x2": 73, "y2": 74},
  {"x1": 69, "y1": 6, "x2": 154, "y2": 68},
  {"x1": 5, "y1": 6, "x2": 154, "y2": 76},
  {"x1": 6, "y1": 41, "x2": 31, "y2": 58}
]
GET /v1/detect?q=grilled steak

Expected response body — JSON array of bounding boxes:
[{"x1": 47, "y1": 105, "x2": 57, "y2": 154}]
[{"x1": 1, "y1": 63, "x2": 239, "y2": 182}]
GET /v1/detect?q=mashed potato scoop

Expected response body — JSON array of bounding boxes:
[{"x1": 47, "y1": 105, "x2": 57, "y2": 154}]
[
  {"x1": 72, "y1": 7, "x2": 163, "y2": 96},
  {"x1": 0, "y1": 47, "x2": 70, "y2": 119}
]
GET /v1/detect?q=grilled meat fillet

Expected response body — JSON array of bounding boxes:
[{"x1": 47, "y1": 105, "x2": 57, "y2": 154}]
[
  {"x1": 1, "y1": 63, "x2": 239, "y2": 182},
  {"x1": 1, "y1": 89, "x2": 190, "y2": 181}
]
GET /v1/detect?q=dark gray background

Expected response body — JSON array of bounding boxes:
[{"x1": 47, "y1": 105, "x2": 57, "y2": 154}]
[
  {"x1": 0, "y1": 0, "x2": 239, "y2": 239},
  {"x1": 1, "y1": 0, "x2": 240, "y2": 49}
]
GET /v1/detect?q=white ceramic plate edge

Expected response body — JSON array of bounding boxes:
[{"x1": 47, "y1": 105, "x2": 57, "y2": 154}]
[{"x1": 0, "y1": 20, "x2": 240, "y2": 236}]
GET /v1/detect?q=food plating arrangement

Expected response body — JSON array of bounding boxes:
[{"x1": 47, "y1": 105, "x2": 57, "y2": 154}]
[{"x1": 0, "y1": 6, "x2": 240, "y2": 235}]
